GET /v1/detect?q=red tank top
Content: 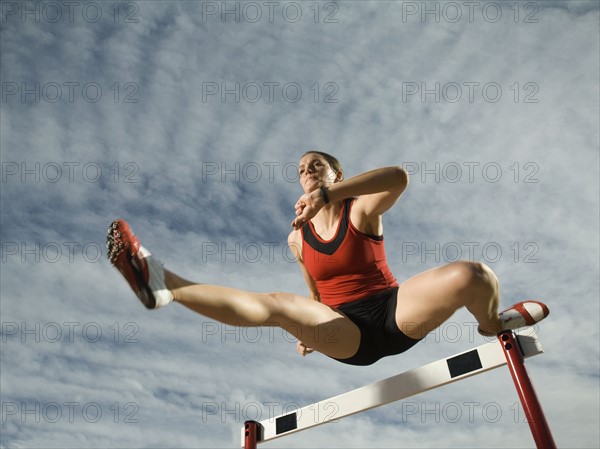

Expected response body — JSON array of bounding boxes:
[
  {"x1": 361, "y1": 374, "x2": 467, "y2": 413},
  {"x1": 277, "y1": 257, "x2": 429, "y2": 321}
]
[{"x1": 301, "y1": 198, "x2": 398, "y2": 308}]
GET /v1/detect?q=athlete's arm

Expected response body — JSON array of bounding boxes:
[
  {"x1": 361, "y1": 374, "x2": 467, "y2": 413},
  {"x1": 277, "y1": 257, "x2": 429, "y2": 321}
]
[
  {"x1": 288, "y1": 229, "x2": 320, "y2": 301},
  {"x1": 288, "y1": 229, "x2": 318, "y2": 356},
  {"x1": 344, "y1": 166, "x2": 408, "y2": 217},
  {"x1": 346, "y1": 166, "x2": 408, "y2": 235}
]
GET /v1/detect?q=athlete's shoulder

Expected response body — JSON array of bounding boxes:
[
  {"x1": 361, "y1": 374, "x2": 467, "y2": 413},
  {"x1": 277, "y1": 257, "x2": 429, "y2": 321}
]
[{"x1": 288, "y1": 227, "x2": 301, "y2": 241}]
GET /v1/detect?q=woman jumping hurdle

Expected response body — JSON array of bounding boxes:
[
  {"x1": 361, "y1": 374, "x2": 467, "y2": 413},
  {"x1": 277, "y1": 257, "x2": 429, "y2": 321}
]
[{"x1": 107, "y1": 151, "x2": 549, "y2": 366}]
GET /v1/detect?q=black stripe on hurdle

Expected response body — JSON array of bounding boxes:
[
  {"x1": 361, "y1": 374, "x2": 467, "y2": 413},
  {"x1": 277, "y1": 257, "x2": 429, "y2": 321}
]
[
  {"x1": 276, "y1": 412, "x2": 298, "y2": 435},
  {"x1": 447, "y1": 349, "x2": 483, "y2": 378}
]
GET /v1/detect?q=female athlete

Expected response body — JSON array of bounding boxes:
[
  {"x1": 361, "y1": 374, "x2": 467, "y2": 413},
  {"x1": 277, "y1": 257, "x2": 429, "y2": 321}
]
[{"x1": 107, "y1": 151, "x2": 549, "y2": 366}]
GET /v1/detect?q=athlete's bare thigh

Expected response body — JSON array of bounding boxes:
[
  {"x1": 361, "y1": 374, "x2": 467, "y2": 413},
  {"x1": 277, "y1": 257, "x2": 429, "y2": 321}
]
[
  {"x1": 270, "y1": 293, "x2": 361, "y2": 360},
  {"x1": 394, "y1": 263, "x2": 476, "y2": 339}
]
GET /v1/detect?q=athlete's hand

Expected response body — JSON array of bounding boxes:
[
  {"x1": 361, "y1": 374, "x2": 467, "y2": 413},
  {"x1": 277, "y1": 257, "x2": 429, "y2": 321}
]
[
  {"x1": 296, "y1": 340, "x2": 315, "y2": 357},
  {"x1": 291, "y1": 191, "x2": 325, "y2": 229}
]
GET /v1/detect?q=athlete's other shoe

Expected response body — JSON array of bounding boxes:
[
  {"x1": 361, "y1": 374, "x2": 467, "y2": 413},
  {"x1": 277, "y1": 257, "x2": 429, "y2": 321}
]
[
  {"x1": 107, "y1": 219, "x2": 173, "y2": 309},
  {"x1": 479, "y1": 300, "x2": 550, "y2": 336}
]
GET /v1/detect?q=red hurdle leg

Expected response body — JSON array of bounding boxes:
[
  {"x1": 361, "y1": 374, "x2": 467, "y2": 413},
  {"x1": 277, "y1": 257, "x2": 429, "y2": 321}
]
[
  {"x1": 244, "y1": 420, "x2": 258, "y2": 449},
  {"x1": 498, "y1": 330, "x2": 557, "y2": 449}
]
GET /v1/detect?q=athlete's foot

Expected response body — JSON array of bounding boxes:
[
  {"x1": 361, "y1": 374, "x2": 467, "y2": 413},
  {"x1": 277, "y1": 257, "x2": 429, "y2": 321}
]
[
  {"x1": 478, "y1": 300, "x2": 550, "y2": 336},
  {"x1": 107, "y1": 219, "x2": 173, "y2": 309}
]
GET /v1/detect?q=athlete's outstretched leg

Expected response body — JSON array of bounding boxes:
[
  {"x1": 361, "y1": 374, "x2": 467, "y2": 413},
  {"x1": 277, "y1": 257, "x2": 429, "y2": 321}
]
[
  {"x1": 107, "y1": 219, "x2": 361, "y2": 360},
  {"x1": 164, "y1": 270, "x2": 361, "y2": 359}
]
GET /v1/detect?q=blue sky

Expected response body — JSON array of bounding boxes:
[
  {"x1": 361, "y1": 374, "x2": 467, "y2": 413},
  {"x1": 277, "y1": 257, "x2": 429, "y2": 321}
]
[{"x1": 1, "y1": 1, "x2": 599, "y2": 447}]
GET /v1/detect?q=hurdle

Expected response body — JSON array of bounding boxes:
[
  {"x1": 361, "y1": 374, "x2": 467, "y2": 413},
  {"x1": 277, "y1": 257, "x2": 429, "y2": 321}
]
[{"x1": 241, "y1": 330, "x2": 556, "y2": 449}]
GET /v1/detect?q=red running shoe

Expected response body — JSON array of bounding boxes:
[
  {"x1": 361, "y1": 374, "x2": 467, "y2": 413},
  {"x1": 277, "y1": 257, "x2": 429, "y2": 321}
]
[
  {"x1": 479, "y1": 300, "x2": 550, "y2": 336},
  {"x1": 499, "y1": 300, "x2": 549, "y2": 329},
  {"x1": 107, "y1": 219, "x2": 173, "y2": 309}
]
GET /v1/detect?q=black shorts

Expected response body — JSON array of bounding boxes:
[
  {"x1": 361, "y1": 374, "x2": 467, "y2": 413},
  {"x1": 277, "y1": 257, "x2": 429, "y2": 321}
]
[{"x1": 331, "y1": 287, "x2": 422, "y2": 366}]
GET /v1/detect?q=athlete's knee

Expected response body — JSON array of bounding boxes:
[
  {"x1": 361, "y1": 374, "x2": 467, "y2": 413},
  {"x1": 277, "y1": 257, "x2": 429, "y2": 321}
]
[
  {"x1": 261, "y1": 291, "x2": 300, "y2": 323},
  {"x1": 447, "y1": 261, "x2": 497, "y2": 293},
  {"x1": 477, "y1": 262, "x2": 498, "y2": 289},
  {"x1": 261, "y1": 291, "x2": 286, "y2": 316},
  {"x1": 259, "y1": 292, "x2": 312, "y2": 340}
]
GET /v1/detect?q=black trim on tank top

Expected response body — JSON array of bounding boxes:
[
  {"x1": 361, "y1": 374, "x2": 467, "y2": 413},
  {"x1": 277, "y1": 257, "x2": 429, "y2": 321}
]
[
  {"x1": 302, "y1": 198, "x2": 351, "y2": 255},
  {"x1": 365, "y1": 232, "x2": 383, "y2": 241}
]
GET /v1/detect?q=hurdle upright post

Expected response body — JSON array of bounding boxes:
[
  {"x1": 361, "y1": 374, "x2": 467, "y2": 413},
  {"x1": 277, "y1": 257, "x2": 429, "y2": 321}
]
[
  {"x1": 244, "y1": 420, "x2": 258, "y2": 449},
  {"x1": 498, "y1": 330, "x2": 557, "y2": 449}
]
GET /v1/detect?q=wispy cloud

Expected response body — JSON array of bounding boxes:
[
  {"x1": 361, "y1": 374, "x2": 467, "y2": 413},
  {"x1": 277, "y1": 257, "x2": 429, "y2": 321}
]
[{"x1": 1, "y1": 1, "x2": 598, "y2": 448}]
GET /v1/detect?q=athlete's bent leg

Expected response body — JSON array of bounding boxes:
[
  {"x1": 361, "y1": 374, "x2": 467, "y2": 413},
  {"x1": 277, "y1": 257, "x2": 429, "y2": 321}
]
[{"x1": 394, "y1": 261, "x2": 502, "y2": 339}]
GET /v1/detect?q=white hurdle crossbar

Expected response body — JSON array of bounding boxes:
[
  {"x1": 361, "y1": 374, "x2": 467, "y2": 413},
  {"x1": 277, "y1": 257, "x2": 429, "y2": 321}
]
[{"x1": 241, "y1": 330, "x2": 548, "y2": 447}]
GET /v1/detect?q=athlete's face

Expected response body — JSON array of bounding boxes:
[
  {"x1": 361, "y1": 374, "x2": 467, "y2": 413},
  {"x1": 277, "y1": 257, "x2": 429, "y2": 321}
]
[{"x1": 298, "y1": 153, "x2": 341, "y2": 193}]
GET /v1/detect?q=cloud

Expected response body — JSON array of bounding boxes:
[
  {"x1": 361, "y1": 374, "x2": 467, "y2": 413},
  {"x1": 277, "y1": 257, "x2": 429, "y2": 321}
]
[{"x1": 1, "y1": 2, "x2": 598, "y2": 448}]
